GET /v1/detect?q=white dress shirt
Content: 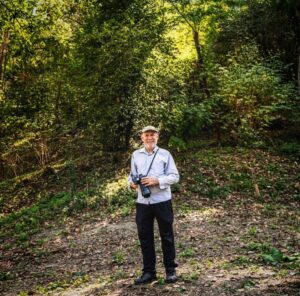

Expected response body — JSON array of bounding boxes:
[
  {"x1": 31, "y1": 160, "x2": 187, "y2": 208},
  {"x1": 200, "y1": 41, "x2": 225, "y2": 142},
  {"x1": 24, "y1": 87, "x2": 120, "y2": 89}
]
[{"x1": 129, "y1": 146, "x2": 179, "y2": 204}]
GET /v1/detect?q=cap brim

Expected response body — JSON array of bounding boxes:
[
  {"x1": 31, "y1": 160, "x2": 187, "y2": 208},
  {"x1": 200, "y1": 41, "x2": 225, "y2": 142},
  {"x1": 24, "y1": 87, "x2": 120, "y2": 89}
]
[{"x1": 141, "y1": 129, "x2": 158, "y2": 133}]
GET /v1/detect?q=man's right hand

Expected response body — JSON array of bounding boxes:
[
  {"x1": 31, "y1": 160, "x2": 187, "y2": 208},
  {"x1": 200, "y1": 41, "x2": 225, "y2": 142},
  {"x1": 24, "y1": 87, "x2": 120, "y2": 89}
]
[{"x1": 130, "y1": 182, "x2": 138, "y2": 190}]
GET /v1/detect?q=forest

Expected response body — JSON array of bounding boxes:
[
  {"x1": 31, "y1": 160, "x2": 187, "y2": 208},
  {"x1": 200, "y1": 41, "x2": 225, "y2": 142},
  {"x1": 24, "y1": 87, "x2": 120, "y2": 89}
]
[{"x1": 0, "y1": 0, "x2": 299, "y2": 295}]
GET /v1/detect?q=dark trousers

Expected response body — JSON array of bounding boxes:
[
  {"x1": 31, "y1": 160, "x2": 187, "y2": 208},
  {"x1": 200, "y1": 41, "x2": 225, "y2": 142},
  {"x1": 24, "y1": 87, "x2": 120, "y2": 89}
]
[{"x1": 136, "y1": 200, "x2": 177, "y2": 274}]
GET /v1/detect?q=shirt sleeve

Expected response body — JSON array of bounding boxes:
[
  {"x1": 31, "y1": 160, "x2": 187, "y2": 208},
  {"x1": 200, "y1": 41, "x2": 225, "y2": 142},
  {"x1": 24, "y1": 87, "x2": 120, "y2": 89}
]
[
  {"x1": 158, "y1": 152, "x2": 179, "y2": 189},
  {"x1": 128, "y1": 153, "x2": 137, "y2": 185}
]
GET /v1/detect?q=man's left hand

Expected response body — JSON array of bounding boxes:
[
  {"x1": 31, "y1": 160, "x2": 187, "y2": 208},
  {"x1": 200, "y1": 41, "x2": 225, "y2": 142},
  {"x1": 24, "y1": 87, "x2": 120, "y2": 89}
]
[{"x1": 141, "y1": 177, "x2": 159, "y2": 186}]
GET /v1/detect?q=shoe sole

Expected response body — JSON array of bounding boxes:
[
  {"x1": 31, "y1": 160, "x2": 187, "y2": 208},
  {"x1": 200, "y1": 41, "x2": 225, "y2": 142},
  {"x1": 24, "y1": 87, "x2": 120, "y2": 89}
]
[
  {"x1": 134, "y1": 277, "x2": 157, "y2": 285},
  {"x1": 165, "y1": 278, "x2": 177, "y2": 283}
]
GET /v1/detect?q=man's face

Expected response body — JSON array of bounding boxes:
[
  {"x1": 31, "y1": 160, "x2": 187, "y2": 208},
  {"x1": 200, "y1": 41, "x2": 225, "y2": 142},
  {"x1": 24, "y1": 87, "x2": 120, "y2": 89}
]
[{"x1": 141, "y1": 131, "x2": 159, "y2": 150}]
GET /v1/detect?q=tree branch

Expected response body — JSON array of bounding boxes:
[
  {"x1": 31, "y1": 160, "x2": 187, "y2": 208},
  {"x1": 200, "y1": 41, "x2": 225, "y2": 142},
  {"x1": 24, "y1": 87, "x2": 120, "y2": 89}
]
[{"x1": 167, "y1": 0, "x2": 196, "y2": 31}]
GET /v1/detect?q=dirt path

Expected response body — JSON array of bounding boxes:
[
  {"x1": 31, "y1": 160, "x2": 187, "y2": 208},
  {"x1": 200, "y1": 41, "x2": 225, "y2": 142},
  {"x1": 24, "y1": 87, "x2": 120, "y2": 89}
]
[{"x1": 1, "y1": 197, "x2": 299, "y2": 296}]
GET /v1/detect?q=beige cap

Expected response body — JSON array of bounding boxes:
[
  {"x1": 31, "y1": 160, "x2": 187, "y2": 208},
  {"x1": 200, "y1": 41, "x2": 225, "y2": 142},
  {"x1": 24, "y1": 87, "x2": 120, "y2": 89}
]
[{"x1": 141, "y1": 125, "x2": 159, "y2": 133}]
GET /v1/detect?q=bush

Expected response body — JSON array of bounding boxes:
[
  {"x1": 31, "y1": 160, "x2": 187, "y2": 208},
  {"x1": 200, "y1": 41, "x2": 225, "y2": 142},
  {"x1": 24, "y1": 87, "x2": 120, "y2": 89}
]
[
  {"x1": 168, "y1": 136, "x2": 187, "y2": 151},
  {"x1": 279, "y1": 142, "x2": 300, "y2": 158},
  {"x1": 215, "y1": 44, "x2": 298, "y2": 144}
]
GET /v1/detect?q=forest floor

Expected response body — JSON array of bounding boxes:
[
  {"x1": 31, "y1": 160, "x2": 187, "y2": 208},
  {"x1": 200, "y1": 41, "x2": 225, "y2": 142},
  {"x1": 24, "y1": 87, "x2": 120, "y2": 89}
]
[{"x1": 0, "y1": 147, "x2": 299, "y2": 295}]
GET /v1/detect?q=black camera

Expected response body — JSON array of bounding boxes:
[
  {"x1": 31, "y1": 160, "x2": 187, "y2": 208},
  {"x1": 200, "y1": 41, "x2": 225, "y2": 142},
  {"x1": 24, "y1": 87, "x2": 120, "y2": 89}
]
[{"x1": 132, "y1": 174, "x2": 151, "y2": 198}]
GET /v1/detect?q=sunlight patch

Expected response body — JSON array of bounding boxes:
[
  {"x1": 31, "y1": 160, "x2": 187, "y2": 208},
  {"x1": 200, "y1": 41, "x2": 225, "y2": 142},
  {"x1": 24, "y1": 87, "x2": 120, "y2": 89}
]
[{"x1": 100, "y1": 176, "x2": 128, "y2": 198}]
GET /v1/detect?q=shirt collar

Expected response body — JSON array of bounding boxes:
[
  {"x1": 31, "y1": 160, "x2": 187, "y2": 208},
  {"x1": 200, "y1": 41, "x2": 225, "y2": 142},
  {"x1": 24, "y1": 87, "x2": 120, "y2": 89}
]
[{"x1": 139, "y1": 145, "x2": 159, "y2": 155}]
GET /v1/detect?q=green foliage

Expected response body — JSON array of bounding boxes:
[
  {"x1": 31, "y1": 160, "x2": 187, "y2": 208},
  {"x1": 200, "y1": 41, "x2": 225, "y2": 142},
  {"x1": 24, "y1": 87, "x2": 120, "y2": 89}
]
[
  {"x1": 74, "y1": 0, "x2": 167, "y2": 151},
  {"x1": 180, "y1": 103, "x2": 213, "y2": 139},
  {"x1": 183, "y1": 147, "x2": 299, "y2": 201},
  {"x1": 185, "y1": 170, "x2": 230, "y2": 198},
  {"x1": 100, "y1": 181, "x2": 136, "y2": 214},
  {"x1": 232, "y1": 256, "x2": 251, "y2": 266},
  {"x1": 0, "y1": 0, "x2": 76, "y2": 130},
  {"x1": 261, "y1": 248, "x2": 284, "y2": 265},
  {"x1": 1, "y1": 0, "x2": 298, "y2": 160},
  {"x1": 35, "y1": 272, "x2": 90, "y2": 294},
  {"x1": 63, "y1": 193, "x2": 88, "y2": 215},
  {"x1": 168, "y1": 136, "x2": 187, "y2": 151},
  {"x1": 214, "y1": 44, "x2": 298, "y2": 144},
  {"x1": 0, "y1": 163, "x2": 137, "y2": 244},
  {"x1": 248, "y1": 242, "x2": 300, "y2": 266},
  {"x1": 178, "y1": 244, "x2": 195, "y2": 258},
  {"x1": 0, "y1": 192, "x2": 63, "y2": 233},
  {"x1": 110, "y1": 270, "x2": 127, "y2": 281},
  {"x1": 0, "y1": 271, "x2": 14, "y2": 281},
  {"x1": 176, "y1": 203, "x2": 194, "y2": 214},
  {"x1": 1, "y1": 0, "x2": 299, "y2": 242},
  {"x1": 171, "y1": 182, "x2": 181, "y2": 193},
  {"x1": 0, "y1": 190, "x2": 90, "y2": 244},
  {"x1": 242, "y1": 278, "x2": 256, "y2": 289},
  {"x1": 247, "y1": 226, "x2": 258, "y2": 237},
  {"x1": 215, "y1": 0, "x2": 300, "y2": 80},
  {"x1": 181, "y1": 271, "x2": 199, "y2": 282},
  {"x1": 112, "y1": 251, "x2": 125, "y2": 265},
  {"x1": 279, "y1": 142, "x2": 300, "y2": 158}
]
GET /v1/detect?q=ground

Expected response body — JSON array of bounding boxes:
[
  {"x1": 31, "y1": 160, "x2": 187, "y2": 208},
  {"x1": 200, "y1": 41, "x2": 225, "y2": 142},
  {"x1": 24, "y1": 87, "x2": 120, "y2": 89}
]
[
  {"x1": 1, "y1": 195, "x2": 300, "y2": 296},
  {"x1": 0, "y1": 147, "x2": 299, "y2": 295}
]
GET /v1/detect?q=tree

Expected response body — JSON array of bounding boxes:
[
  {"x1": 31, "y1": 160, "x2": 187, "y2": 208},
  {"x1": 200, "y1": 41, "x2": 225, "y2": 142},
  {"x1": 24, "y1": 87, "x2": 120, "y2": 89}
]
[
  {"x1": 76, "y1": 0, "x2": 167, "y2": 151},
  {"x1": 215, "y1": 0, "x2": 300, "y2": 89},
  {"x1": 0, "y1": 0, "x2": 80, "y2": 138},
  {"x1": 166, "y1": 0, "x2": 238, "y2": 99}
]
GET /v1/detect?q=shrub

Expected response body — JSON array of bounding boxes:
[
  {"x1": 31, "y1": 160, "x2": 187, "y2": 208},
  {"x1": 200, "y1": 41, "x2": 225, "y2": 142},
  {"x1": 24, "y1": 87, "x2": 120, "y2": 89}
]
[{"x1": 215, "y1": 44, "x2": 298, "y2": 144}]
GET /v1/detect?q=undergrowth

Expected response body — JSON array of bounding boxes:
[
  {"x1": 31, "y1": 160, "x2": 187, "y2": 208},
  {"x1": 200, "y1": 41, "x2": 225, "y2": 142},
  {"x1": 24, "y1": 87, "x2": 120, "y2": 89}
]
[{"x1": 0, "y1": 146, "x2": 299, "y2": 249}]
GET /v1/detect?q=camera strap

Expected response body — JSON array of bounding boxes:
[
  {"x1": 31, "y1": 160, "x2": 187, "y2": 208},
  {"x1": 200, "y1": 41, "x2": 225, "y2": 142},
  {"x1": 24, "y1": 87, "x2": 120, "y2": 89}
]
[{"x1": 145, "y1": 148, "x2": 159, "y2": 176}]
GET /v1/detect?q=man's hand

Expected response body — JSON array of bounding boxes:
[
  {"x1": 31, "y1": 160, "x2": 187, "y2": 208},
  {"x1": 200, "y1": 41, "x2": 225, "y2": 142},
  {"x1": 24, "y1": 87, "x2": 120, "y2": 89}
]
[
  {"x1": 130, "y1": 182, "x2": 138, "y2": 190},
  {"x1": 141, "y1": 177, "x2": 159, "y2": 186}
]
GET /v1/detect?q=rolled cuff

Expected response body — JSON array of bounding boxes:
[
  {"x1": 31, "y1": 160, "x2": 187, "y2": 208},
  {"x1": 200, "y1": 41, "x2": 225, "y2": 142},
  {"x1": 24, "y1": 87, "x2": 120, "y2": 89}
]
[{"x1": 158, "y1": 174, "x2": 179, "y2": 190}]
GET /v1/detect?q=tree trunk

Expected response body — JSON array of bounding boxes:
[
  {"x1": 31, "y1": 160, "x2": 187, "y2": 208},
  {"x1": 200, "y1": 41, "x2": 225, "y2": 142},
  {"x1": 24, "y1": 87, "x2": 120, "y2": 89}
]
[
  {"x1": 124, "y1": 117, "x2": 133, "y2": 150},
  {"x1": 193, "y1": 30, "x2": 210, "y2": 98},
  {"x1": 55, "y1": 81, "x2": 62, "y2": 124},
  {"x1": 0, "y1": 30, "x2": 9, "y2": 86},
  {"x1": 296, "y1": 3, "x2": 300, "y2": 93},
  {"x1": 298, "y1": 46, "x2": 300, "y2": 93}
]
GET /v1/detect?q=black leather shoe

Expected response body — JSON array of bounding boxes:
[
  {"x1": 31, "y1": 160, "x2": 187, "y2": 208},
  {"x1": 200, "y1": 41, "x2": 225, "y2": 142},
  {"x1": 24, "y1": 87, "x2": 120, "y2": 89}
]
[
  {"x1": 134, "y1": 272, "x2": 157, "y2": 285},
  {"x1": 165, "y1": 270, "x2": 177, "y2": 283}
]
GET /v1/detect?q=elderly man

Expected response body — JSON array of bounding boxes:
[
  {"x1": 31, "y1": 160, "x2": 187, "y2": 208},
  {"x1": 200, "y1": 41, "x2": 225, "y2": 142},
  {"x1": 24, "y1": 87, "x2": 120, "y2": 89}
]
[{"x1": 129, "y1": 125, "x2": 179, "y2": 285}]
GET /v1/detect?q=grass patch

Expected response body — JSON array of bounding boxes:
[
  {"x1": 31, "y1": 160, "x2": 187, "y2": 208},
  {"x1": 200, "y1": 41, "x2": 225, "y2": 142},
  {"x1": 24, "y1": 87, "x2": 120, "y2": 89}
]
[
  {"x1": 181, "y1": 271, "x2": 199, "y2": 282},
  {"x1": 247, "y1": 242, "x2": 300, "y2": 267},
  {"x1": 279, "y1": 142, "x2": 300, "y2": 158},
  {"x1": 110, "y1": 270, "x2": 127, "y2": 281},
  {"x1": 0, "y1": 271, "x2": 15, "y2": 281},
  {"x1": 171, "y1": 183, "x2": 181, "y2": 193},
  {"x1": 178, "y1": 243, "x2": 196, "y2": 258},
  {"x1": 241, "y1": 278, "x2": 256, "y2": 289},
  {"x1": 232, "y1": 256, "x2": 252, "y2": 266},
  {"x1": 112, "y1": 250, "x2": 125, "y2": 265},
  {"x1": 247, "y1": 226, "x2": 258, "y2": 236},
  {"x1": 261, "y1": 203, "x2": 280, "y2": 217},
  {"x1": 34, "y1": 272, "x2": 90, "y2": 294},
  {"x1": 0, "y1": 191, "x2": 78, "y2": 242},
  {"x1": 229, "y1": 172, "x2": 253, "y2": 192},
  {"x1": 0, "y1": 176, "x2": 136, "y2": 245},
  {"x1": 176, "y1": 203, "x2": 195, "y2": 214},
  {"x1": 179, "y1": 147, "x2": 299, "y2": 201}
]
